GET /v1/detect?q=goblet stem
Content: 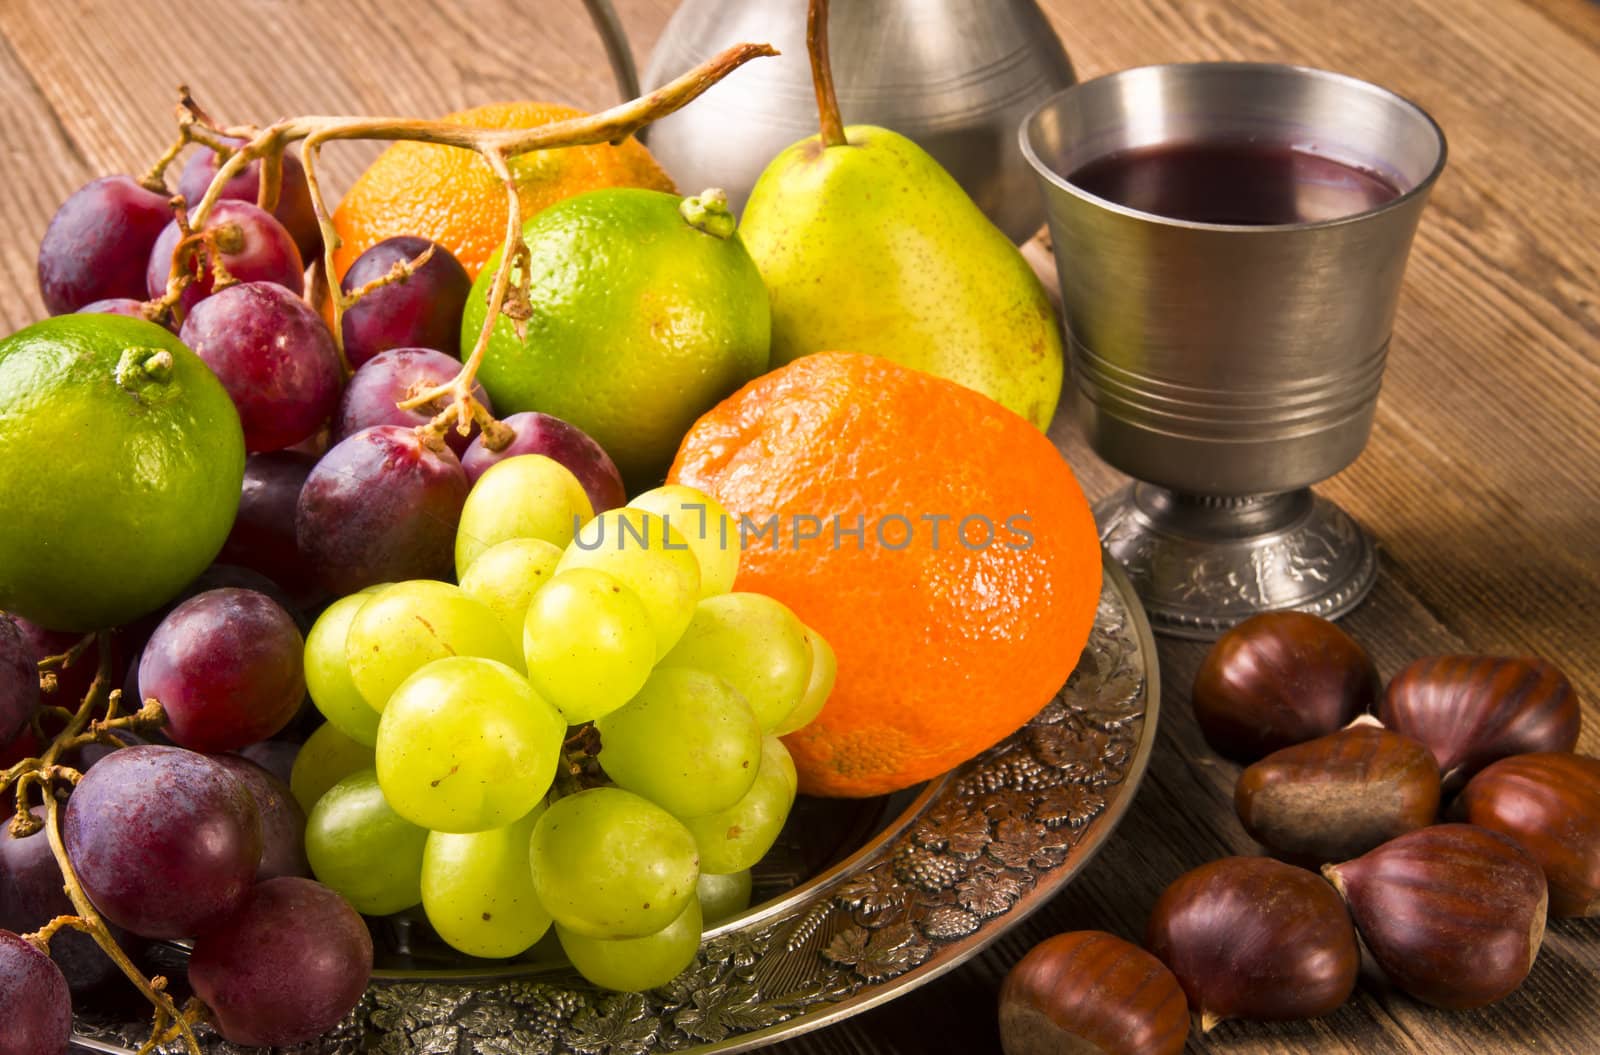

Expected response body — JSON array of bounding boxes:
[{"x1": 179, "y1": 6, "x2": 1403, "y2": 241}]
[{"x1": 1095, "y1": 484, "x2": 1378, "y2": 640}]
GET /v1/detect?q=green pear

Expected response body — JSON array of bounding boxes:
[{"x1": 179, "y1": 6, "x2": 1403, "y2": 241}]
[{"x1": 735, "y1": 0, "x2": 1063, "y2": 430}]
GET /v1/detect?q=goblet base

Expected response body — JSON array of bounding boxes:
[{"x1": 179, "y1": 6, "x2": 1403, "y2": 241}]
[{"x1": 1095, "y1": 484, "x2": 1378, "y2": 640}]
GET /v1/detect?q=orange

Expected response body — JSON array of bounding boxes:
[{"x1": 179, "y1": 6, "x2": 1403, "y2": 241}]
[
  {"x1": 669, "y1": 352, "x2": 1102, "y2": 797},
  {"x1": 331, "y1": 102, "x2": 674, "y2": 278}
]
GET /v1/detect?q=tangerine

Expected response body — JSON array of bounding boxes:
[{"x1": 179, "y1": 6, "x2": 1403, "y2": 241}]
[
  {"x1": 669, "y1": 352, "x2": 1102, "y2": 797},
  {"x1": 331, "y1": 102, "x2": 674, "y2": 279}
]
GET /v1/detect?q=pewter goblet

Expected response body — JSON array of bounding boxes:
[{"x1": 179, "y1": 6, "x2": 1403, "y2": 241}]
[{"x1": 1021, "y1": 63, "x2": 1447, "y2": 638}]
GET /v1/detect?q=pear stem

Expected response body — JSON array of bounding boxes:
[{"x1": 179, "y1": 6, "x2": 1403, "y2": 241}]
[{"x1": 807, "y1": 0, "x2": 847, "y2": 148}]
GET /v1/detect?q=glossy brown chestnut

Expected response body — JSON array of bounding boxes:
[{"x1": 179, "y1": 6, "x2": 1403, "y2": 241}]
[
  {"x1": 1459, "y1": 752, "x2": 1600, "y2": 918},
  {"x1": 1235, "y1": 722, "x2": 1441, "y2": 864},
  {"x1": 1380, "y1": 655, "x2": 1579, "y2": 787},
  {"x1": 999, "y1": 930, "x2": 1189, "y2": 1055},
  {"x1": 1192, "y1": 611, "x2": 1379, "y2": 763},
  {"x1": 1144, "y1": 856, "x2": 1358, "y2": 1031},
  {"x1": 1323, "y1": 823, "x2": 1547, "y2": 1010}
]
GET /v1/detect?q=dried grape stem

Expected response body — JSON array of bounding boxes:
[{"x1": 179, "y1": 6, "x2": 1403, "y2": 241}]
[
  {"x1": 21, "y1": 912, "x2": 98, "y2": 953},
  {"x1": 3, "y1": 637, "x2": 200, "y2": 1054},
  {"x1": 179, "y1": 42, "x2": 776, "y2": 434},
  {"x1": 346, "y1": 242, "x2": 437, "y2": 304},
  {"x1": 46, "y1": 794, "x2": 201, "y2": 1055},
  {"x1": 35, "y1": 634, "x2": 95, "y2": 678}
]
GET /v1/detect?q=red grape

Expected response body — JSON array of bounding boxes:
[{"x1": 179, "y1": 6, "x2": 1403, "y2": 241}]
[
  {"x1": 145, "y1": 199, "x2": 303, "y2": 318},
  {"x1": 237, "y1": 740, "x2": 299, "y2": 787},
  {"x1": 178, "y1": 139, "x2": 322, "y2": 263},
  {"x1": 73, "y1": 297, "x2": 176, "y2": 332},
  {"x1": 297, "y1": 425, "x2": 469, "y2": 594},
  {"x1": 340, "y1": 236, "x2": 470, "y2": 366},
  {"x1": 178, "y1": 281, "x2": 342, "y2": 453},
  {"x1": 138, "y1": 589, "x2": 304, "y2": 753},
  {"x1": 188, "y1": 877, "x2": 372, "y2": 1046},
  {"x1": 0, "y1": 807, "x2": 138, "y2": 992},
  {"x1": 463, "y1": 410, "x2": 626, "y2": 513},
  {"x1": 63, "y1": 745, "x2": 261, "y2": 939},
  {"x1": 179, "y1": 563, "x2": 303, "y2": 625},
  {"x1": 0, "y1": 929, "x2": 71, "y2": 1055},
  {"x1": 2, "y1": 616, "x2": 94, "y2": 708},
  {"x1": 219, "y1": 452, "x2": 320, "y2": 602},
  {"x1": 69, "y1": 729, "x2": 144, "y2": 774},
  {"x1": 37, "y1": 175, "x2": 171, "y2": 315},
  {"x1": 0, "y1": 618, "x2": 38, "y2": 746},
  {"x1": 332, "y1": 347, "x2": 491, "y2": 456},
  {"x1": 212, "y1": 755, "x2": 309, "y2": 881}
]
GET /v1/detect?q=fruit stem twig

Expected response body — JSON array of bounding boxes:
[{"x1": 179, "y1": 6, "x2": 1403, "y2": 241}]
[
  {"x1": 21, "y1": 912, "x2": 98, "y2": 953},
  {"x1": 35, "y1": 633, "x2": 94, "y2": 682},
  {"x1": 346, "y1": 242, "x2": 438, "y2": 304},
  {"x1": 177, "y1": 42, "x2": 776, "y2": 438},
  {"x1": 807, "y1": 0, "x2": 847, "y2": 148},
  {"x1": 2, "y1": 638, "x2": 201, "y2": 1054}
]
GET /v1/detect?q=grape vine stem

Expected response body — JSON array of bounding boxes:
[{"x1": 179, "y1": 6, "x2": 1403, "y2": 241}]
[
  {"x1": 1, "y1": 637, "x2": 200, "y2": 1055},
  {"x1": 175, "y1": 42, "x2": 776, "y2": 451}
]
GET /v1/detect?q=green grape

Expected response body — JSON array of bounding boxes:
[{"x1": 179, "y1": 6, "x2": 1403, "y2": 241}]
[
  {"x1": 458, "y1": 537, "x2": 563, "y2": 640},
  {"x1": 557, "y1": 896, "x2": 702, "y2": 992},
  {"x1": 422, "y1": 807, "x2": 552, "y2": 958},
  {"x1": 596, "y1": 668, "x2": 762, "y2": 818},
  {"x1": 523, "y1": 568, "x2": 656, "y2": 724},
  {"x1": 347, "y1": 580, "x2": 522, "y2": 712},
  {"x1": 304, "y1": 593, "x2": 381, "y2": 745},
  {"x1": 555, "y1": 508, "x2": 700, "y2": 657},
  {"x1": 305, "y1": 768, "x2": 428, "y2": 915},
  {"x1": 530, "y1": 787, "x2": 699, "y2": 939},
  {"x1": 376, "y1": 656, "x2": 565, "y2": 833},
  {"x1": 657, "y1": 593, "x2": 814, "y2": 732},
  {"x1": 697, "y1": 870, "x2": 753, "y2": 927},
  {"x1": 455, "y1": 455, "x2": 593, "y2": 576},
  {"x1": 627, "y1": 484, "x2": 740, "y2": 597},
  {"x1": 772, "y1": 624, "x2": 836, "y2": 736},
  {"x1": 683, "y1": 737, "x2": 797, "y2": 875},
  {"x1": 289, "y1": 721, "x2": 376, "y2": 813}
]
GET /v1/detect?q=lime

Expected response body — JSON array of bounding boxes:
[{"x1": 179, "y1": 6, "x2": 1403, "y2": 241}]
[
  {"x1": 0, "y1": 315, "x2": 245, "y2": 631},
  {"x1": 463, "y1": 188, "x2": 770, "y2": 488}
]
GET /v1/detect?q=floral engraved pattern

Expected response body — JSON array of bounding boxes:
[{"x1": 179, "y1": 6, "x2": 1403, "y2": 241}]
[
  {"x1": 986, "y1": 818, "x2": 1073, "y2": 870},
  {"x1": 911, "y1": 803, "x2": 993, "y2": 859},
  {"x1": 1097, "y1": 489, "x2": 1378, "y2": 635},
  {"x1": 893, "y1": 845, "x2": 967, "y2": 892},
  {"x1": 955, "y1": 865, "x2": 1034, "y2": 919},
  {"x1": 834, "y1": 864, "x2": 907, "y2": 918},
  {"x1": 1035, "y1": 784, "x2": 1107, "y2": 830},
  {"x1": 821, "y1": 923, "x2": 934, "y2": 982},
  {"x1": 75, "y1": 566, "x2": 1151, "y2": 1055}
]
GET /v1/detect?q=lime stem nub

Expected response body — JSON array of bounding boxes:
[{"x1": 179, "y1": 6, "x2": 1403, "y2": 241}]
[
  {"x1": 680, "y1": 189, "x2": 737, "y2": 238},
  {"x1": 115, "y1": 348, "x2": 175, "y2": 392}
]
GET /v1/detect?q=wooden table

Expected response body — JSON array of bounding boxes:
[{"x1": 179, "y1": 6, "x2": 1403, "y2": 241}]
[{"x1": 2, "y1": 0, "x2": 1597, "y2": 1051}]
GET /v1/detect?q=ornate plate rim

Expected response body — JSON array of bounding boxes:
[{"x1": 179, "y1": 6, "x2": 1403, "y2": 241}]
[
  {"x1": 71, "y1": 554, "x2": 1159, "y2": 1055},
  {"x1": 694, "y1": 555, "x2": 1160, "y2": 1053}
]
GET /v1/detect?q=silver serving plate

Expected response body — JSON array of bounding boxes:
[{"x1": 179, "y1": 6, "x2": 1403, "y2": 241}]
[{"x1": 72, "y1": 555, "x2": 1157, "y2": 1054}]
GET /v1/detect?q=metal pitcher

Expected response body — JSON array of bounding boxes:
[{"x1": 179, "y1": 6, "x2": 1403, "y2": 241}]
[{"x1": 577, "y1": 0, "x2": 1077, "y2": 243}]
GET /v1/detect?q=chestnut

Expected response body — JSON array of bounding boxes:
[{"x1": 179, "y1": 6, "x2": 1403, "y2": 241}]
[
  {"x1": 999, "y1": 930, "x2": 1188, "y2": 1055},
  {"x1": 1322, "y1": 823, "x2": 1547, "y2": 1009},
  {"x1": 1144, "y1": 856, "x2": 1357, "y2": 1030},
  {"x1": 1458, "y1": 752, "x2": 1600, "y2": 918},
  {"x1": 1380, "y1": 655, "x2": 1579, "y2": 788},
  {"x1": 1235, "y1": 722, "x2": 1441, "y2": 864},
  {"x1": 1192, "y1": 611, "x2": 1379, "y2": 763}
]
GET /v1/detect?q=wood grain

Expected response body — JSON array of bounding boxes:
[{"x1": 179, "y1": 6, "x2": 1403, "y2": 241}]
[{"x1": 0, "y1": 0, "x2": 1597, "y2": 1052}]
